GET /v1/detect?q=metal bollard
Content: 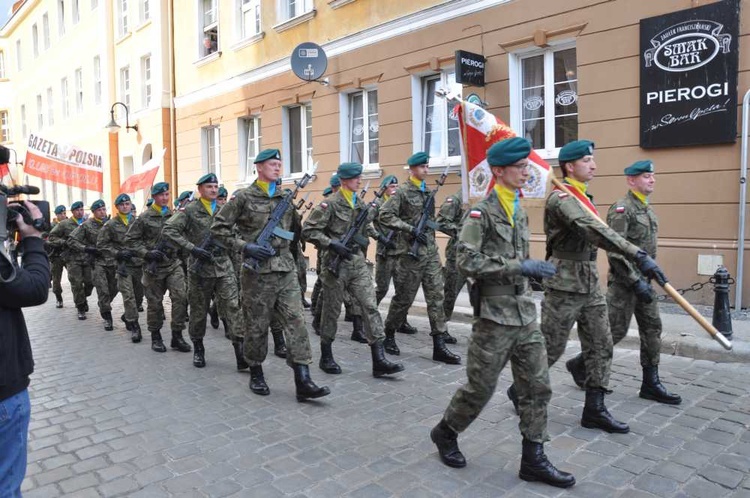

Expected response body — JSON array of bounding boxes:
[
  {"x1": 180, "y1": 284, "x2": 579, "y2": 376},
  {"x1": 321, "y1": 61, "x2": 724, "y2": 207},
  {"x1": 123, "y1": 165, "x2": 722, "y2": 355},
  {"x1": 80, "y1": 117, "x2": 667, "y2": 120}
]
[{"x1": 710, "y1": 266, "x2": 733, "y2": 340}]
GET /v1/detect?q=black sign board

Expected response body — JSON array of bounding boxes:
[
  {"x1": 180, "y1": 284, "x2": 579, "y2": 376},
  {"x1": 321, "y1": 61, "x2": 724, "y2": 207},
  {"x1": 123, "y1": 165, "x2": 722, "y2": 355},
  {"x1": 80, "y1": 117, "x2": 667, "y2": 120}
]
[
  {"x1": 291, "y1": 42, "x2": 328, "y2": 82},
  {"x1": 455, "y1": 50, "x2": 486, "y2": 87},
  {"x1": 640, "y1": 0, "x2": 740, "y2": 148}
]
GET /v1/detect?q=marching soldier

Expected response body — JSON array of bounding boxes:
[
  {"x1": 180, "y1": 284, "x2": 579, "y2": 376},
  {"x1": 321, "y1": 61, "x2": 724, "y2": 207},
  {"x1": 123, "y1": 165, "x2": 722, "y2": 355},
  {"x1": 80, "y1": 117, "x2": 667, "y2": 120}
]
[
  {"x1": 69, "y1": 200, "x2": 118, "y2": 331},
  {"x1": 98, "y1": 194, "x2": 144, "y2": 342},
  {"x1": 124, "y1": 182, "x2": 192, "y2": 354},
  {"x1": 311, "y1": 177, "x2": 339, "y2": 331},
  {"x1": 302, "y1": 161, "x2": 405, "y2": 378},
  {"x1": 49, "y1": 201, "x2": 93, "y2": 320},
  {"x1": 378, "y1": 152, "x2": 460, "y2": 365},
  {"x1": 49, "y1": 205, "x2": 68, "y2": 308},
  {"x1": 211, "y1": 148, "x2": 330, "y2": 401},
  {"x1": 431, "y1": 138, "x2": 575, "y2": 488},
  {"x1": 207, "y1": 186, "x2": 229, "y2": 331},
  {"x1": 437, "y1": 190, "x2": 465, "y2": 341},
  {"x1": 565, "y1": 160, "x2": 680, "y2": 404},
  {"x1": 507, "y1": 140, "x2": 668, "y2": 434},
  {"x1": 163, "y1": 173, "x2": 247, "y2": 370}
]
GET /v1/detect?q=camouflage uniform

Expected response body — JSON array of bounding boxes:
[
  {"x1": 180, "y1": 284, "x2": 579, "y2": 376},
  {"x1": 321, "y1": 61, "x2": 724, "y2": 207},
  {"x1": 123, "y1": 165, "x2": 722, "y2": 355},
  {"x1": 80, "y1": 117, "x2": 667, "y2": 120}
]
[
  {"x1": 69, "y1": 217, "x2": 117, "y2": 315},
  {"x1": 607, "y1": 191, "x2": 661, "y2": 367},
  {"x1": 124, "y1": 206, "x2": 188, "y2": 333},
  {"x1": 211, "y1": 182, "x2": 313, "y2": 367},
  {"x1": 437, "y1": 192, "x2": 467, "y2": 321},
  {"x1": 49, "y1": 217, "x2": 93, "y2": 311},
  {"x1": 444, "y1": 195, "x2": 550, "y2": 442},
  {"x1": 373, "y1": 195, "x2": 399, "y2": 304},
  {"x1": 98, "y1": 214, "x2": 143, "y2": 324},
  {"x1": 47, "y1": 235, "x2": 66, "y2": 304}
]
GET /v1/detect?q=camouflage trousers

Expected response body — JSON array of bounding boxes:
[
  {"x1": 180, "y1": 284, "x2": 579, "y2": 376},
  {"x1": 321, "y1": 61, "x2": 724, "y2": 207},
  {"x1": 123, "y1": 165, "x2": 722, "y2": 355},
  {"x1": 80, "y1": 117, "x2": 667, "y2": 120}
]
[
  {"x1": 384, "y1": 251, "x2": 447, "y2": 336},
  {"x1": 374, "y1": 254, "x2": 395, "y2": 304},
  {"x1": 117, "y1": 264, "x2": 143, "y2": 323},
  {"x1": 66, "y1": 260, "x2": 94, "y2": 310},
  {"x1": 297, "y1": 254, "x2": 308, "y2": 299},
  {"x1": 444, "y1": 318, "x2": 551, "y2": 443},
  {"x1": 319, "y1": 255, "x2": 385, "y2": 345},
  {"x1": 188, "y1": 271, "x2": 243, "y2": 342},
  {"x1": 541, "y1": 288, "x2": 613, "y2": 389},
  {"x1": 443, "y1": 252, "x2": 467, "y2": 322},
  {"x1": 50, "y1": 257, "x2": 65, "y2": 297},
  {"x1": 241, "y1": 270, "x2": 312, "y2": 367},
  {"x1": 94, "y1": 264, "x2": 118, "y2": 314},
  {"x1": 608, "y1": 281, "x2": 662, "y2": 367},
  {"x1": 142, "y1": 263, "x2": 188, "y2": 332}
]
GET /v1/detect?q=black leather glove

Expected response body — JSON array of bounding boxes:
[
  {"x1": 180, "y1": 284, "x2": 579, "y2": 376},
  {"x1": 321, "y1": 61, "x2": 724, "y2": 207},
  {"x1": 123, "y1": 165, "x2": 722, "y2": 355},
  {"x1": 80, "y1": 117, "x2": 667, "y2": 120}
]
[
  {"x1": 145, "y1": 250, "x2": 167, "y2": 262},
  {"x1": 377, "y1": 233, "x2": 395, "y2": 249},
  {"x1": 634, "y1": 250, "x2": 668, "y2": 286},
  {"x1": 191, "y1": 246, "x2": 213, "y2": 262},
  {"x1": 633, "y1": 278, "x2": 655, "y2": 304},
  {"x1": 116, "y1": 250, "x2": 134, "y2": 261},
  {"x1": 243, "y1": 243, "x2": 276, "y2": 261},
  {"x1": 520, "y1": 259, "x2": 557, "y2": 279},
  {"x1": 84, "y1": 246, "x2": 99, "y2": 256},
  {"x1": 329, "y1": 239, "x2": 352, "y2": 259},
  {"x1": 411, "y1": 227, "x2": 428, "y2": 245}
]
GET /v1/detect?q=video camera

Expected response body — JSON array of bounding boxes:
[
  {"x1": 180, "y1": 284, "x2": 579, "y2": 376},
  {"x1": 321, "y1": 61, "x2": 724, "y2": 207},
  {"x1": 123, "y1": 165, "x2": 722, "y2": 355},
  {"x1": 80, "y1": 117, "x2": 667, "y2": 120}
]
[{"x1": 0, "y1": 184, "x2": 51, "y2": 283}]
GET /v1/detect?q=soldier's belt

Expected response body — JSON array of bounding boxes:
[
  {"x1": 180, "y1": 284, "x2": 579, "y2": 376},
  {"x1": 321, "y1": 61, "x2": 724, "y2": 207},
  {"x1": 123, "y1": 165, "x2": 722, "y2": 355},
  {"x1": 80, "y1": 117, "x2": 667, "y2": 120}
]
[
  {"x1": 479, "y1": 284, "x2": 526, "y2": 296},
  {"x1": 552, "y1": 250, "x2": 597, "y2": 262}
]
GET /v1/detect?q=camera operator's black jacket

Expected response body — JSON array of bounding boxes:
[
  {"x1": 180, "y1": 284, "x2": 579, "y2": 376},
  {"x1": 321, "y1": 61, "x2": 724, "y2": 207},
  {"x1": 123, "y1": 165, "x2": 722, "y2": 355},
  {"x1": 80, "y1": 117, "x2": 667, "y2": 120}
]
[{"x1": 0, "y1": 237, "x2": 50, "y2": 401}]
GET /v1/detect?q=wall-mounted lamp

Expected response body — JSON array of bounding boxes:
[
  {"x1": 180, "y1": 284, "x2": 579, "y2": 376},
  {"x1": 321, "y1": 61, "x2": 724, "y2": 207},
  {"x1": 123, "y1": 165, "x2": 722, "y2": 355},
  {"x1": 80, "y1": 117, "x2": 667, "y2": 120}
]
[{"x1": 105, "y1": 101, "x2": 138, "y2": 134}]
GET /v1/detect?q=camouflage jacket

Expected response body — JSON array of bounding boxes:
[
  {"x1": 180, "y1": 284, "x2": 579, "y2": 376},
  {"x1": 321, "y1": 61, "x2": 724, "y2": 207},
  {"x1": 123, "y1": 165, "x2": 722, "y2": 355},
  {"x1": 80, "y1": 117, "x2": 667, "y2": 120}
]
[
  {"x1": 378, "y1": 180, "x2": 438, "y2": 257},
  {"x1": 124, "y1": 205, "x2": 180, "y2": 271},
  {"x1": 372, "y1": 196, "x2": 400, "y2": 258},
  {"x1": 437, "y1": 192, "x2": 465, "y2": 262},
  {"x1": 163, "y1": 199, "x2": 234, "y2": 278},
  {"x1": 48, "y1": 217, "x2": 84, "y2": 262},
  {"x1": 301, "y1": 190, "x2": 377, "y2": 268},
  {"x1": 97, "y1": 214, "x2": 143, "y2": 268},
  {"x1": 69, "y1": 217, "x2": 112, "y2": 267},
  {"x1": 211, "y1": 182, "x2": 300, "y2": 274},
  {"x1": 457, "y1": 193, "x2": 536, "y2": 326},
  {"x1": 544, "y1": 184, "x2": 640, "y2": 294},
  {"x1": 607, "y1": 191, "x2": 658, "y2": 287}
]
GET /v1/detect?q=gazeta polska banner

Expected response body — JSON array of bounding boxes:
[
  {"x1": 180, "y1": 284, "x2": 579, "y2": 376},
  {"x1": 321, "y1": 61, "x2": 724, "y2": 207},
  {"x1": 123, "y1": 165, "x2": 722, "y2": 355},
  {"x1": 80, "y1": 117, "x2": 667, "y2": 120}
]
[{"x1": 24, "y1": 132, "x2": 104, "y2": 191}]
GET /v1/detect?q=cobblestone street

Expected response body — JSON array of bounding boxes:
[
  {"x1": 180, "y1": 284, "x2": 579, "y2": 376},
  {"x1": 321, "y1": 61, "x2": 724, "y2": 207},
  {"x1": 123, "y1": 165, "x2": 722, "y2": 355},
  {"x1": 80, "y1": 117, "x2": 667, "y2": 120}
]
[{"x1": 20, "y1": 287, "x2": 750, "y2": 498}]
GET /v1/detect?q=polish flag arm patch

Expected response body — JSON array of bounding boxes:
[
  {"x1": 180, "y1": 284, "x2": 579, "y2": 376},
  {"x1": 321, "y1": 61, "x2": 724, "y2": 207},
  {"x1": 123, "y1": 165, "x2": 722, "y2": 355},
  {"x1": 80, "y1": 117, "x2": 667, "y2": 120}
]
[
  {"x1": 615, "y1": 206, "x2": 625, "y2": 213},
  {"x1": 446, "y1": 198, "x2": 453, "y2": 203},
  {"x1": 558, "y1": 193, "x2": 569, "y2": 198},
  {"x1": 469, "y1": 210, "x2": 482, "y2": 219},
  {"x1": 320, "y1": 202, "x2": 328, "y2": 209}
]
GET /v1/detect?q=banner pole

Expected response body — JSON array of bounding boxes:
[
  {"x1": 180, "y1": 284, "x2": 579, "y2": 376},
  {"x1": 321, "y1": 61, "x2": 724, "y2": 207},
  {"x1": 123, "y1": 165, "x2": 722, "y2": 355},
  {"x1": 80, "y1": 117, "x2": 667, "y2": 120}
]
[{"x1": 459, "y1": 101, "x2": 470, "y2": 206}]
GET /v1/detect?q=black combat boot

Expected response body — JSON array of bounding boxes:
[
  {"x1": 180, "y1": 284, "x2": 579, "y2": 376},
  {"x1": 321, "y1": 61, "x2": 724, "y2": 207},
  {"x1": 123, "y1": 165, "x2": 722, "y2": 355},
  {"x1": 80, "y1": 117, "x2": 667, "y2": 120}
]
[
  {"x1": 350, "y1": 316, "x2": 367, "y2": 344},
  {"x1": 519, "y1": 439, "x2": 576, "y2": 488},
  {"x1": 84, "y1": 302, "x2": 89, "y2": 312},
  {"x1": 566, "y1": 354, "x2": 586, "y2": 389},
  {"x1": 430, "y1": 419, "x2": 466, "y2": 468},
  {"x1": 443, "y1": 330, "x2": 457, "y2": 345},
  {"x1": 432, "y1": 334, "x2": 461, "y2": 365},
  {"x1": 384, "y1": 328, "x2": 400, "y2": 355},
  {"x1": 170, "y1": 331, "x2": 192, "y2": 352},
  {"x1": 640, "y1": 366, "x2": 682, "y2": 405},
  {"x1": 249, "y1": 366, "x2": 270, "y2": 395},
  {"x1": 192, "y1": 339, "x2": 206, "y2": 368},
  {"x1": 272, "y1": 330, "x2": 287, "y2": 359},
  {"x1": 507, "y1": 384, "x2": 519, "y2": 415},
  {"x1": 232, "y1": 341, "x2": 249, "y2": 371},
  {"x1": 344, "y1": 311, "x2": 354, "y2": 322},
  {"x1": 371, "y1": 340, "x2": 405, "y2": 378},
  {"x1": 121, "y1": 314, "x2": 132, "y2": 331},
  {"x1": 77, "y1": 306, "x2": 86, "y2": 320},
  {"x1": 208, "y1": 302, "x2": 219, "y2": 329},
  {"x1": 130, "y1": 321, "x2": 142, "y2": 343},
  {"x1": 292, "y1": 364, "x2": 331, "y2": 402},
  {"x1": 398, "y1": 321, "x2": 418, "y2": 334},
  {"x1": 151, "y1": 330, "x2": 167, "y2": 353},
  {"x1": 55, "y1": 293, "x2": 63, "y2": 308},
  {"x1": 319, "y1": 342, "x2": 342, "y2": 374},
  {"x1": 581, "y1": 388, "x2": 630, "y2": 433},
  {"x1": 102, "y1": 311, "x2": 114, "y2": 331},
  {"x1": 137, "y1": 304, "x2": 144, "y2": 312}
]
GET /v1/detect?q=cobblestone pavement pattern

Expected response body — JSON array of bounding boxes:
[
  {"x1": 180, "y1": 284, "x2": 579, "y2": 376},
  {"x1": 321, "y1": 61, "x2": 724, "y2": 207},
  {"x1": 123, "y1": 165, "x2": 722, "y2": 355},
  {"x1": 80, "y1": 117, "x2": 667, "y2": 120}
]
[{"x1": 21, "y1": 280, "x2": 750, "y2": 497}]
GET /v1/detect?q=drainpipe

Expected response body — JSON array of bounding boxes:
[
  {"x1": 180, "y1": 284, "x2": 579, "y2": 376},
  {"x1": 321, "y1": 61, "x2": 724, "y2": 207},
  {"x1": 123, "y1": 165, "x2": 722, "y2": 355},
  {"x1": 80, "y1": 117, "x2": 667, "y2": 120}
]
[
  {"x1": 735, "y1": 88, "x2": 750, "y2": 310},
  {"x1": 167, "y1": 0, "x2": 177, "y2": 190}
]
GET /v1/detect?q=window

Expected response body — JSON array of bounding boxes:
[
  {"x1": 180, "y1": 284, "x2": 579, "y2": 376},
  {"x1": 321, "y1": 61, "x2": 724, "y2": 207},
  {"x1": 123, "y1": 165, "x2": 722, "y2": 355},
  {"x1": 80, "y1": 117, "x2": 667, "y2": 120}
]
[
  {"x1": 416, "y1": 71, "x2": 462, "y2": 165},
  {"x1": 239, "y1": 116, "x2": 262, "y2": 181},
  {"x1": 47, "y1": 87, "x2": 54, "y2": 126},
  {"x1": 0, "y1": 111, "x2": 9, "y2": 142},
  {"x1": 120, "y1": 66, "x2": 130, "y2": 109},
  {"x1": 279, "y1": 0, "x2": 313, "y2": 21},
  {"x1": 511, "y1": 44, "x2": 577, "y2": 158},
  {"x1": 240, "y1": 0, "x2": 261, "y2": 39},
  {"x1": 75, "y1": 68, "x2": 83, "y2": 113},
  {"x1": 141, "y1": 55, "x2": 151, "y2": 108},
  {"x1": 201, "y1": 0, "x2": 219, "y2": 57},
  {"x1": 92, "y1": 0, "x2": 98, "y2": 8},
  {"x1": 284, "y1": 103, "x2": 312, "y2": 176},
  {"x1": 346, "y1": 89, "x2": 379, "y2": 167},
  {"x1": 93, "y1": 56, "x2": 101, "y2": 105},
  {"x1": 20, "y1": 105, "x2": 27, "y2": 138},
  {"x1": 72, "y1": 0, "x2": 80, "y2": 24},
  {"x1": 43, "y1": 13, "x2": 50, "y2": 49},
  {"x1": 117, "y1": 0, "x2": 128, "y2": 37},
  {"x1": 139, "y1": 0, "x2": 150, "y2": 23},
  {"x1": 15, "y1": 40, "x2": 21, "y2": 72},
  {"x1": 58, "y1": 0, "x2": 65, "y2": 36},
  {"x1": 0, "y1": 51, "x2": 5, "y2": 78},
  {"x1": 61, "y1": 77, "x2": 70, "y2": 118},
  {"x1": 36, "y1": 94, "x2": 43, "y2": 130},
  {"x1": 202, "y1": 125, "x2": 221, "y2": 176},
  {"x1": 32, "y1": 24, "x2": 39, "y2": 58}
]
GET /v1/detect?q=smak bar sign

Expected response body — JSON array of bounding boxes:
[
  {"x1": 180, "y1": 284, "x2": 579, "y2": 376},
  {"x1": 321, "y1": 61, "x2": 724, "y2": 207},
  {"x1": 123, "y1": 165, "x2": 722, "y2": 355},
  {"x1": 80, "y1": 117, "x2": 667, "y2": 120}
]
[{"x1": 640, "y1": 0, "x2": 739, "y2": 148}]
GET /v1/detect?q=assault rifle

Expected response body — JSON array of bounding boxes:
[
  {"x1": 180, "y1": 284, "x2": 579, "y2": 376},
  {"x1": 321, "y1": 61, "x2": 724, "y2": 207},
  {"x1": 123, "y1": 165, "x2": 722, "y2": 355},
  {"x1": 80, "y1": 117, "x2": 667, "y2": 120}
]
[
  {"x1": 407, "y1": 163, "x2": 451, "y2": 259},
  {"x1": 243, "y1": 164, "x2": 317, "y2": 272},
  {"x1": 294, "y1": 193, "x2": 309, "y2": 210},
  {"x1": 327, "y1": 181, "x2": 378, "y2": 278},
  {"x1": 189, "y1": 234, "x2": 226, "y2": 274},
  {"x1": 145, "y1": 238, "x2": 175, "y2": 275}
]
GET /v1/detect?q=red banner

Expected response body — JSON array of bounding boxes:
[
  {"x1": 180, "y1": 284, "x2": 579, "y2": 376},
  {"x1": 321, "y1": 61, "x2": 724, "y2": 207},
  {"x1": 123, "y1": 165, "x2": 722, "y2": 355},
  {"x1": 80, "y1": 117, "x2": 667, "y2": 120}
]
[
  {"x1": 119, "y1": 149, "x2": 166, "y2": 194},
  {"x1": 23, "y1": 133, "x2": 104, "y2": 191},
  {"x1": 0, "y1": 162, "x2": 9, "y2": 179}
]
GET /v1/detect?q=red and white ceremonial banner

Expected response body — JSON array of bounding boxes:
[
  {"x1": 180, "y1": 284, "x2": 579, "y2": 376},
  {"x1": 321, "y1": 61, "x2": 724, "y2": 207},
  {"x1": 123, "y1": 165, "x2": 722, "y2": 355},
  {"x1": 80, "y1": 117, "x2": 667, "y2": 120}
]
[
  {"x1": 457, "y1": 101, "x2": 551, "y2": 202},
  {"x1": 24, "y1": 133, "x2": 104, "y2": 191},
  {"x1": 0, "y1": 162, "x2": 10, "y2": 180},
  {"x1": 119, "y1": 148, "x2": 166, "y2": 194}
]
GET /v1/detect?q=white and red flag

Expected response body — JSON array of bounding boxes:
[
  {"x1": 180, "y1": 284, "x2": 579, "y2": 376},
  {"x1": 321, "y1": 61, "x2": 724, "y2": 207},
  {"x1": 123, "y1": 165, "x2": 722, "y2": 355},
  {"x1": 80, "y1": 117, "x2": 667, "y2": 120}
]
[
  {"x1": 119, "y1": 149, "x2": 166, "y2": 194},
  {"x1": 24, "y1": 133, "x2": 104, "y2": 191}
]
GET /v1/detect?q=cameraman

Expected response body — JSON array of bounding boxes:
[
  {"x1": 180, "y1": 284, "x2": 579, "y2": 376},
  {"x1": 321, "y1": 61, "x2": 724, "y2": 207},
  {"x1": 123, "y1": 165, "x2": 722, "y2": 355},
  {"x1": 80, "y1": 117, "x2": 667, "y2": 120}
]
[{"x1": 0, "y1": 200, "x2": 50, "y2": 497}]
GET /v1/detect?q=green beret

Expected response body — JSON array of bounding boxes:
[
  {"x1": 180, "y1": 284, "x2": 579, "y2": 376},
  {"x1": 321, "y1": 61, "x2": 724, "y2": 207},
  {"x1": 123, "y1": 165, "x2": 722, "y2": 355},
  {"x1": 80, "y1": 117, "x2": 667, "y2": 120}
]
[
  {"x1": 322, "y1": 186, "x2": 333, "y2": 197},
  {"x1": 71, "y1": 201, "x2": 84, "y2": 210},
  {"x1": 380, "y1": 175, "x2": 398, "y2": 188},
  {"x1": 90, "y1": 199, "x2": 106, "y2": 211},
  {"x1": 114, "y1": 193, "x2": 131, "y2": 205},
  {"x1": 337, "y1": 162, "x2": 363, "y2": 179},
  {"x1": 218, "y1": 186, "x2": 228, "y2": 197},
  {"x1": 624, "y1": 160, "x2": 655, "y2": 176},
  {"x1": 487, "y1": 137, "x2": 532, "y2": 167},
  {"x1": 407, "y1": 151, "x2": 429, "y2": 167},
  {"x1": 254, "y1": 148, "x2": 281, "y2": 164},
  {"x1": 558, "y1": 140, "x2": 595, "y2": 163},
  {"x1": 197, "y1": 173, "x2": 219, "y2": 185},
  {"x1": 146, "y1": 198, "x2": 154, "y2": 207},
  {"x1": 54, "y1": 205, "x2": 66, "y2": 214},
  {"x1": 151, "y1": 182, "x2": 169, "y2": 195}
]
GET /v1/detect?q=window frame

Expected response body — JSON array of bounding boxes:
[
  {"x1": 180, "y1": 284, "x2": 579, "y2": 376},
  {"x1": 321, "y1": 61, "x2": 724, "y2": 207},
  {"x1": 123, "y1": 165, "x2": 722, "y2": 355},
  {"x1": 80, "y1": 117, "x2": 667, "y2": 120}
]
[
  {"x1": 139, "y1": 0, "x2": 150, "y2": 23},
  {"x1": 36, "y1": 94, "x2": 43, "y2": 130},
  {"x1": 72, "y1": 0, "x2": 80, "y2": 24},
  {"x1": 0, "y1": 50, "x2": 5, "y2": 79},
  {"x1": 58, "y1": 0, "x2": 66, "y2": 37},
  {"x1": 200, "y1": 0, "x2": 219, "y2": 58},
  {"x1": 141, "y1": 55, "x2": 152, "y2": 109},
  {"x1": 0, "y1": 110, "x2": 9, "y2": 143},
  {"x1": 75, "y1": 67, "x2": 83, "y2": 113},
  {"x1": 61, "y1": 77, "x2": 70, "y2": 119},
  {"x1": 47, "y1": 87, "x2": 54, "y2": 126},
  {"x1": 32, "y1": 23, "x2": 39, "y2": 58},
  {"x1": 202, "y1": 125, "x2": 222, "y2": 177},
  {"x1": 120, "y1": 65, "x2": 131, "y2": 109},
  {"x1": 239, "y1": 0, "x2": 261, "y2": 40},
  {"x1": 238, "y1": 115, "x2": 262, "y2": 183},
  {"x1": 117, "y1": 0, "x2": 129, "y2": 38},
  {"x1": 42, "y1": 13, "x2": 50, "y2": 50},
  {"x1": 20, "y1": 105, "x2": 27, "y2": 139},
  {"x1": 278, "y1": 0, "x2": 313, "y2": 22},
  {"x1": 339, "y1": 87, "x2": 380, "y2": 171},
  {"x1": 93, "y1": 56, "x2": 102, "y2": 105},
  {"x1": 15, "y1": 40, "x2": 21, "y2": 72},
  {"x1": 282, "y1": 102, "x2": 313, "y2": 179}
]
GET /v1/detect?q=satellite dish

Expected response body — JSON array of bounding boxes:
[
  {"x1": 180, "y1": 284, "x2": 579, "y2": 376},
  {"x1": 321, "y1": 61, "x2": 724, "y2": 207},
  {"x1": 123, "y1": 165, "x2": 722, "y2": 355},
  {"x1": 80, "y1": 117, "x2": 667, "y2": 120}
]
[{"x1": 291, "y1": 42, "x2": 328, "y2": 82}]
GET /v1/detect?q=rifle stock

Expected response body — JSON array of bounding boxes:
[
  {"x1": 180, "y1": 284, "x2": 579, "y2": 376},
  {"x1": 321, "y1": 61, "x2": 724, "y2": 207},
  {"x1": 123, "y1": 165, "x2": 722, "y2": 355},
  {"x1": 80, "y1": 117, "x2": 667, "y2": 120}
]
[{"x1": 407, "y1": 164, "x2": 451, "y2": 259}]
